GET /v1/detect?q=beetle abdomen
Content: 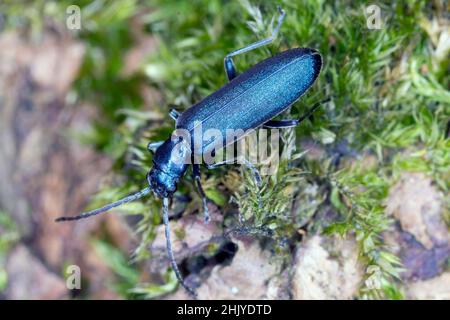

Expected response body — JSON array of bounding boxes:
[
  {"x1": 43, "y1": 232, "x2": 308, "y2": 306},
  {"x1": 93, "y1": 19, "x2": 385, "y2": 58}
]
[{"x1": 176, "y1": 48, "x2": 322, "y2": 153}]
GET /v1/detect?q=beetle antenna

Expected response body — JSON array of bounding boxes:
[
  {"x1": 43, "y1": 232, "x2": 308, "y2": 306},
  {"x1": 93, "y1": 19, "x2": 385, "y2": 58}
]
[
  {"x1": 55, "y1": 187, "x2": 152, "y2": 222},
  {"x1": 162, "y1": 197, "x2": 197, "y2": 298}
]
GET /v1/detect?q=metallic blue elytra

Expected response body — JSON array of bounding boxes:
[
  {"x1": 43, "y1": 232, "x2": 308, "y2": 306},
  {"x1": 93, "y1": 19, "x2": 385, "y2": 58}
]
[
  {"x1": 55, "y1": 7, "x2": 325, "y2": 298},
  {"x1": 177, "y1": 48, "x2": 322, "y2": 153}
]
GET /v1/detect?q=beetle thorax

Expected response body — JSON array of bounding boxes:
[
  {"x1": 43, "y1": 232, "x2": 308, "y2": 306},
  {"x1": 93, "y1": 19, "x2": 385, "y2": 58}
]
[{"x1": 147, "y1": 137, "x2": 190, "y2": 198}]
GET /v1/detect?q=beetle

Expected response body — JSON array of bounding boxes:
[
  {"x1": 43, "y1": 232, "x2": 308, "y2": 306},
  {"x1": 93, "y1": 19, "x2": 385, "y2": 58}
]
[{"x1": 56, "y1": 7, "x2": 325, "y2": 297}]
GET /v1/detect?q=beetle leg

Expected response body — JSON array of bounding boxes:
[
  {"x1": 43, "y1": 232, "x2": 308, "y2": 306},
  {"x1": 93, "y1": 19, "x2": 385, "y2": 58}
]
[
  {"x1": 240, "y1": 158, "x2": 262, "y2": 187},
  {"x1": 192, "y1": 164, "x2": 210, "y2": 224},
  {"x1": 147, "y1": 141, "x2": 164, "y2": 153},
  {"x1": 263, "y1": 119, "x2": 299, "y2": 129},
  {"x1": 224, "y1": 6, "x2": 286, "y2": 81},
  {"x1": 207, "y1": 158, "x2": 262, "y2": 187},
  {"x1": 207, "y1": 158, "x2": 262, "y2": 209},
  {"x1": 169, "y1": 108, "x2": 180, "y2": 120},
  {"x1": 262, "y1": 98, "x2": 330, "y2": 129}
]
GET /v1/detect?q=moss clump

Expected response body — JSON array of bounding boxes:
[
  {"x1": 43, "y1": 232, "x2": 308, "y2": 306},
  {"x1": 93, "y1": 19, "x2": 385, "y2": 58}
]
[
  {"x1": 2, "y1": 0, "x2": 447, "y2": 299},
  {"x1": 82, "y1": 0, "x2": 449, "y2": 299}
]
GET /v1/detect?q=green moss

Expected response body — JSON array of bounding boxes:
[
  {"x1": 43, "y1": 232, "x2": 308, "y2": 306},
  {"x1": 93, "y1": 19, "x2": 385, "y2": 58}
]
[
  {"x1": 2, "y1": 0, "x2": 448, "y2": 299},
  {"x1": 81, "y1": 0, "x2": 448, "y2": 299},
  {"x1": 134, "y1": 0, "x2": 448, "y2": 299},
  {"x1": 0, "y1": 212, "x2": 20, "y2": 292}
]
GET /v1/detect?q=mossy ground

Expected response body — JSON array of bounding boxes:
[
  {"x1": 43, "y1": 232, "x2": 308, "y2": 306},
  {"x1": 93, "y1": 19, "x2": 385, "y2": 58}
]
[{"x1": 0, "y1": 0, "x2": 448, "y2": 299}]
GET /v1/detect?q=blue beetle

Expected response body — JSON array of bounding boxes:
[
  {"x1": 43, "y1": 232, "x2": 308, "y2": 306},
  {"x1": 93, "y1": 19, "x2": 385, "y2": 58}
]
[{"x1": 56, "y1": 7, "x2": 324, "y2": 297}]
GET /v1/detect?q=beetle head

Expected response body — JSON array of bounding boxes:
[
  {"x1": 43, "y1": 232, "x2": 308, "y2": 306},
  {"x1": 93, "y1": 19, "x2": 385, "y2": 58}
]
[{"x1": 147, "y1": 168, "x2": 178, "y2": 198}]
